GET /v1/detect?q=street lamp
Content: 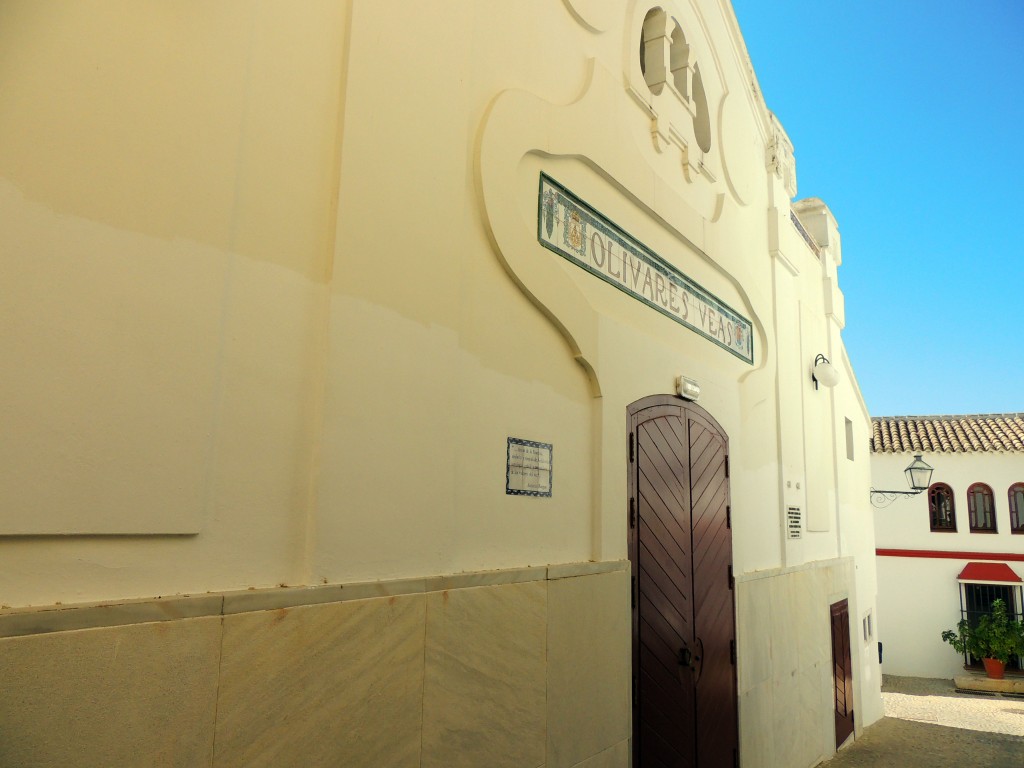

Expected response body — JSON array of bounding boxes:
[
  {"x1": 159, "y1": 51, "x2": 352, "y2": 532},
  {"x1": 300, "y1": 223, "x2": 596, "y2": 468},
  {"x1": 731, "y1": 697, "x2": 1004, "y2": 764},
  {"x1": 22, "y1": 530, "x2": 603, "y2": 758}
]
[{"x1": 870, "y1": 454, "x2": 935, "y2": 508}]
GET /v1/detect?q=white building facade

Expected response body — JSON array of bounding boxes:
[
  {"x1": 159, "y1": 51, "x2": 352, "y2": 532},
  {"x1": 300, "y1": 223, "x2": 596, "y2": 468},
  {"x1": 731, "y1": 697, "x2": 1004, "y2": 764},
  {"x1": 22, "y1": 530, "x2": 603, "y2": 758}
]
[
  {"x1": 1, "y1": 3, "x2": 882, "y2": 766},
  {"x1": 872, "y1": 415, "x2": 1024, "y2": 679}
]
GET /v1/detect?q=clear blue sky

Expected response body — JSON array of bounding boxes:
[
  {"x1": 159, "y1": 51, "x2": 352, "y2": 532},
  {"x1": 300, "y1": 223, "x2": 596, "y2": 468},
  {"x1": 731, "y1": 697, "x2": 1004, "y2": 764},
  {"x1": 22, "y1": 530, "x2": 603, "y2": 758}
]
[{"x1": 731, "y1": 1, "x2": 1024, "y2": 417}]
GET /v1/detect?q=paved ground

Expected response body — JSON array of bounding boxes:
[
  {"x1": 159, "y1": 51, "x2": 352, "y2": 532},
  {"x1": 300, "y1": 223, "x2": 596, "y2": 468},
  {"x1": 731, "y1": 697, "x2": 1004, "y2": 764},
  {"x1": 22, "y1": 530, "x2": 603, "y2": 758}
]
[{"x1": 822, "y1": 676, "x2": 1024, "y2": 767}]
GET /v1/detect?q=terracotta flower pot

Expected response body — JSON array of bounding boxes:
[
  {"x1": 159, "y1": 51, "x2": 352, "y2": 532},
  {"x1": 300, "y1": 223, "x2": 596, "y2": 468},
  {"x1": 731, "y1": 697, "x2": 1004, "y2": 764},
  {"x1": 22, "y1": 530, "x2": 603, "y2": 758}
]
[{"x1": 982, "y1": 657, "x2": 1006, "y2": 680}]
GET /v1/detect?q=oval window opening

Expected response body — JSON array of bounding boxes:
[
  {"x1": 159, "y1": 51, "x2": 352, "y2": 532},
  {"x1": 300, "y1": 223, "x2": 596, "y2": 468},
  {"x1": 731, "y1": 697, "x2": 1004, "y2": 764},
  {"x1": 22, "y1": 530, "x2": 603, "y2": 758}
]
[
  {"x1": 693, "y1": 64, "x2": 711, "y2": 153},
  {"x1": 641, "y1": 8, "x2": 667, "y2": 94},
  {"x1": 670, "y1": 24, "x2": 689, "y2": 99}
]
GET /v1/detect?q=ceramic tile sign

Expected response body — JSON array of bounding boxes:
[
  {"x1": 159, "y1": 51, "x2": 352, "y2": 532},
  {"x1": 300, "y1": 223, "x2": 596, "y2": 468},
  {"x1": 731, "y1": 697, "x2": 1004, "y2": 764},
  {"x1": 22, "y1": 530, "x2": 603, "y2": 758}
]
[
  {"x1": 506, "y1": 438, "x2": 553, "y2": 497},
  {"x1": 538, "y1": 173, "x2": 754, "y2": 364}
]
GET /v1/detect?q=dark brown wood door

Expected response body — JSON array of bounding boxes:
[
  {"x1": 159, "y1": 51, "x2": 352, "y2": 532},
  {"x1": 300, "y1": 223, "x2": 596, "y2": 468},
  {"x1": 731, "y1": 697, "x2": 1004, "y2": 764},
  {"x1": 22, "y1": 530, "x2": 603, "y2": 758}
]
[
  {"x1": 688, "y1": 412, "x2": 738, "y2": 768},
  {"x1": 831, "y1": 599, "x2": 855, "y2": 748},
  {"x1": 628, "y1": 396, "x2": 737, "y2": 768}
]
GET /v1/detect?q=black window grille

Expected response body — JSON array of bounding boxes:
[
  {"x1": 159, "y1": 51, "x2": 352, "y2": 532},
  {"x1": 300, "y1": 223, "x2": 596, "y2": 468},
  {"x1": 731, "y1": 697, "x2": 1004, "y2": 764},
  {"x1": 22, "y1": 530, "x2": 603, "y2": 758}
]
[{"x1": 958, "y1": 582, "x2": 1024, "y2": 671}]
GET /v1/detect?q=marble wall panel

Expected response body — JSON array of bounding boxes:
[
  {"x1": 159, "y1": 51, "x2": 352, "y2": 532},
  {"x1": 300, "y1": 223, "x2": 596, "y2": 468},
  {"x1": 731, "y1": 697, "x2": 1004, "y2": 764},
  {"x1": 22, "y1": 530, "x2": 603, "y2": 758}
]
[
  {"x1": 791, "y1": 567, "x2": 819, "y2": 618},
  {"x1": 799, "y1": 666, "x2": 831, "y2": 765},
  {"x1": 737, "y1": 682, "x2": 774, "y2": 768},
  {"x1": 770, "y1": 671, "x2": 809, "y2": 768},
  {"x1": 735, "y1": 563, "x2": 858, "y2": 768},
  {"x1": 736, "y1": 577, "x2": 772, "y2": 691},
  {"x1": 769, "y1": 574, "x2": 801, "y2": 677},
  {"x1": 421, "y1": 581, "x2": 547, "y2": 768},
  {"x1": 0, "y1": 617, "x2": 221, "y2": 767},
  {"x1": 797, "y1": 566, "x2": 840, "y2": 669},
  {"x1": 546, "y1": 570, "x2": 630, "y2": 768},
  {"x1": 569, "y1": 739, "x2": 629, "y2": 768},
  {"x1": 213, "y1": 594, "x2": 425, "y2": 768}
]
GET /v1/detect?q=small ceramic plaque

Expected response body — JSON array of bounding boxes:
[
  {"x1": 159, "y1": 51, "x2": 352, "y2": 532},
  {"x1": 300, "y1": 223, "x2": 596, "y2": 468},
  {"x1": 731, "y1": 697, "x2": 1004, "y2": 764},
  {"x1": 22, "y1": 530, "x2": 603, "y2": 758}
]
[{"x1": 506, "y1": 437, "x2": 553, "y2": 497}]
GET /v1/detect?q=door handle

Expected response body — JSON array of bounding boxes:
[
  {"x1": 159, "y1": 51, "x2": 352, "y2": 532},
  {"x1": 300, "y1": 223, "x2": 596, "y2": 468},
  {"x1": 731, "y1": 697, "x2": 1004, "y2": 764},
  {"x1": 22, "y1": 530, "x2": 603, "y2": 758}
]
[
  {"x1": 692, "y1": 637, "x2": 705, "y2": 683},
  {"x1": 679, "y1": 646, "x2": 701, "y2": 669}
]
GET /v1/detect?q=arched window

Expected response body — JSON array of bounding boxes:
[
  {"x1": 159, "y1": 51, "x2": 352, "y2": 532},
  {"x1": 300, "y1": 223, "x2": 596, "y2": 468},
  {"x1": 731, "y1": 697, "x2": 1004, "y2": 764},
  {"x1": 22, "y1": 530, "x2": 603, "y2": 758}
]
[
  {"x1": 967, "y1": 483, "x2": 996, "y2": 533},
  {"x1": 1009, "y1": 483, "x2": 1024, "y2": 533},
  {"x1": 928, "y1": 483, "x2": 956, "y2": 532}
]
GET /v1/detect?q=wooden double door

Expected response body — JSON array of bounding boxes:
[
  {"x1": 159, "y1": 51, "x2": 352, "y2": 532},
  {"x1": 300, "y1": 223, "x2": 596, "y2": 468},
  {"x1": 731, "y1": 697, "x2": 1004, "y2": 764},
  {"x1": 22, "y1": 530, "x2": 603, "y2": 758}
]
[{"x1": 628, "y1": 396, "x2": 738, "y2": 768}]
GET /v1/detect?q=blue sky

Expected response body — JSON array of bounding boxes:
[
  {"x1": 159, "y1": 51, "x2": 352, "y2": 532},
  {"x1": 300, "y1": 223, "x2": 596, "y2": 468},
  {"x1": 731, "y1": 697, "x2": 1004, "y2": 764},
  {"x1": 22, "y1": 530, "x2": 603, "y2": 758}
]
[{"x1": 731, "y1": 1, "x2": 1024, "y2": 416}]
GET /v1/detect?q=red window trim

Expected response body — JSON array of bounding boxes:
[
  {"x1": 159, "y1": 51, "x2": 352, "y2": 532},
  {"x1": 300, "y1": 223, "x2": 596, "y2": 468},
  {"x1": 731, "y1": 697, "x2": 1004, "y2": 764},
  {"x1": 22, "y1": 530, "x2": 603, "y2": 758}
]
[{"x1": 877, "y1": 548, "x2": 1024, "y2": 561}]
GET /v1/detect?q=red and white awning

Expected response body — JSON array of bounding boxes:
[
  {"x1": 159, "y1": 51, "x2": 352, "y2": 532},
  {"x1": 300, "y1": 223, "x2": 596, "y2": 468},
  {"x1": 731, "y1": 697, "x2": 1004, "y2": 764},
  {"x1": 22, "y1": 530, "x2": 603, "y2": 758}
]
[{"x1": 957, "y1": 562, "x2": 1023, "y2": 584}]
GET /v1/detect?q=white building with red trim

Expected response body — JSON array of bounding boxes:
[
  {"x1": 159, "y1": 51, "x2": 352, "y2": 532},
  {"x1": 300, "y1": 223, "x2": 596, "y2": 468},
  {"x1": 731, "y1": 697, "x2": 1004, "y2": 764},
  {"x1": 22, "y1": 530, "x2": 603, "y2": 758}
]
[{"x1": 871, "y1": 415, "x2": 1024, "y2": 678}]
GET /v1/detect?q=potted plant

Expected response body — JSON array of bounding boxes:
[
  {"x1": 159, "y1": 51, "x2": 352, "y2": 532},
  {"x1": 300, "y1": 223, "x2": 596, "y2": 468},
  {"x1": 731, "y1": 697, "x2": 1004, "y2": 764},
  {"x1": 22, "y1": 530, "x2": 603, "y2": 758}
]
[{"x1": 941, "y1": 598, "x2": 1024, "y2": 679}]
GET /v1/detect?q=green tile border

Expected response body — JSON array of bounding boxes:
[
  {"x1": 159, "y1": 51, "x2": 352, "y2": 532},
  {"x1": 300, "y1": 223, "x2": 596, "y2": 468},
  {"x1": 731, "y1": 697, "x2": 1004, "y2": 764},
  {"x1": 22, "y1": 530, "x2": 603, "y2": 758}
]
[{"x1": 538, "y1": 173, "x2": 754, "y2": 364}]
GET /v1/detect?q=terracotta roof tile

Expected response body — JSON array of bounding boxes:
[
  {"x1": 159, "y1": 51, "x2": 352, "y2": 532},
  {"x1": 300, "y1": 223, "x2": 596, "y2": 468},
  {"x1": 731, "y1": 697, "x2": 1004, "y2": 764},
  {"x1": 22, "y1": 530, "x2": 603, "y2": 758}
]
[{"x1": 870, "y1": 414, "x2": 1024, "y2": 453}]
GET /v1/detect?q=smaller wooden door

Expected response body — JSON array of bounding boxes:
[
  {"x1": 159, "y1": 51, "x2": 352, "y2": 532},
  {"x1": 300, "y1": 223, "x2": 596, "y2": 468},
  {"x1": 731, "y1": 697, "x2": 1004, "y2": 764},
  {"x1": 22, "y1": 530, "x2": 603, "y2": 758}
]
[{"x1": 830, "y1": 599, "x2": 854, "y2": 748}]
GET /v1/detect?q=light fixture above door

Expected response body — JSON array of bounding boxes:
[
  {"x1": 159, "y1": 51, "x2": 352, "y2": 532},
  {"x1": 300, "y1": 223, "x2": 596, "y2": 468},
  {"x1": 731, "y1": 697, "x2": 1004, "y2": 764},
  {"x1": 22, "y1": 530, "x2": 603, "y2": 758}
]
[{"x1": 812, "y1": 354, "x2": 839, "y2": 390}]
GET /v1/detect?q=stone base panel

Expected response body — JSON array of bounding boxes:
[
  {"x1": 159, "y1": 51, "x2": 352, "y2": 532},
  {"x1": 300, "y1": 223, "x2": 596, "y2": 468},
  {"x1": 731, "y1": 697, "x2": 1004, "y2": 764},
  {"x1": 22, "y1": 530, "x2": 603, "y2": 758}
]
[
  {"x1": 0, "y1": 561, "x2": 631, "y2": 768},
  {"x1": 734, "y1": 557, "x2": 865, "y2": 768}
]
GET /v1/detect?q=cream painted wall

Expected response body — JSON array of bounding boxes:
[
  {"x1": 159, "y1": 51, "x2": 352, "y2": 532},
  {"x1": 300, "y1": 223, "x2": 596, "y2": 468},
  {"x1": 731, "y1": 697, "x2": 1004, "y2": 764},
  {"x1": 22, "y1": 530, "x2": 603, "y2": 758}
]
[
  {"x1": 0, "y1": 0, "x2": 349, "y2": 603},
  {"x1": 0, "y1": 0, "x2": 878, "y2": 680},
  {"x1": 0, "y1": 0, "x2": 886, "y2": 764}
]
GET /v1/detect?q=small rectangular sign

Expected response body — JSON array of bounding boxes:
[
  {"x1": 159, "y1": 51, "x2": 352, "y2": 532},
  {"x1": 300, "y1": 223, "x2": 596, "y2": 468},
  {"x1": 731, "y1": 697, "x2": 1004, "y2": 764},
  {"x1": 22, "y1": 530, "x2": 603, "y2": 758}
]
[
  {"x1": 538, "y1": 174, "x2": 754, "y2": 364},
  {"x1": 506, "y1": 437, "x2": 553, "y2": 497}
]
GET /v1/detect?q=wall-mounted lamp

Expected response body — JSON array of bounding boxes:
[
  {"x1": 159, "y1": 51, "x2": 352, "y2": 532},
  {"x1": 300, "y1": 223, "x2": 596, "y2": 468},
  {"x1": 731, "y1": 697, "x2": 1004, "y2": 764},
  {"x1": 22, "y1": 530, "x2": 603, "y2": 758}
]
[
  {"x1": 869, "y1": 454, "x2": 935, "y2": 508},
  {"x1": 675, "y1": 375, "x2": 700, "y2": 401},
  {"x1": 812, "y1": 354, "x2": 840, "y2": 390}
]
